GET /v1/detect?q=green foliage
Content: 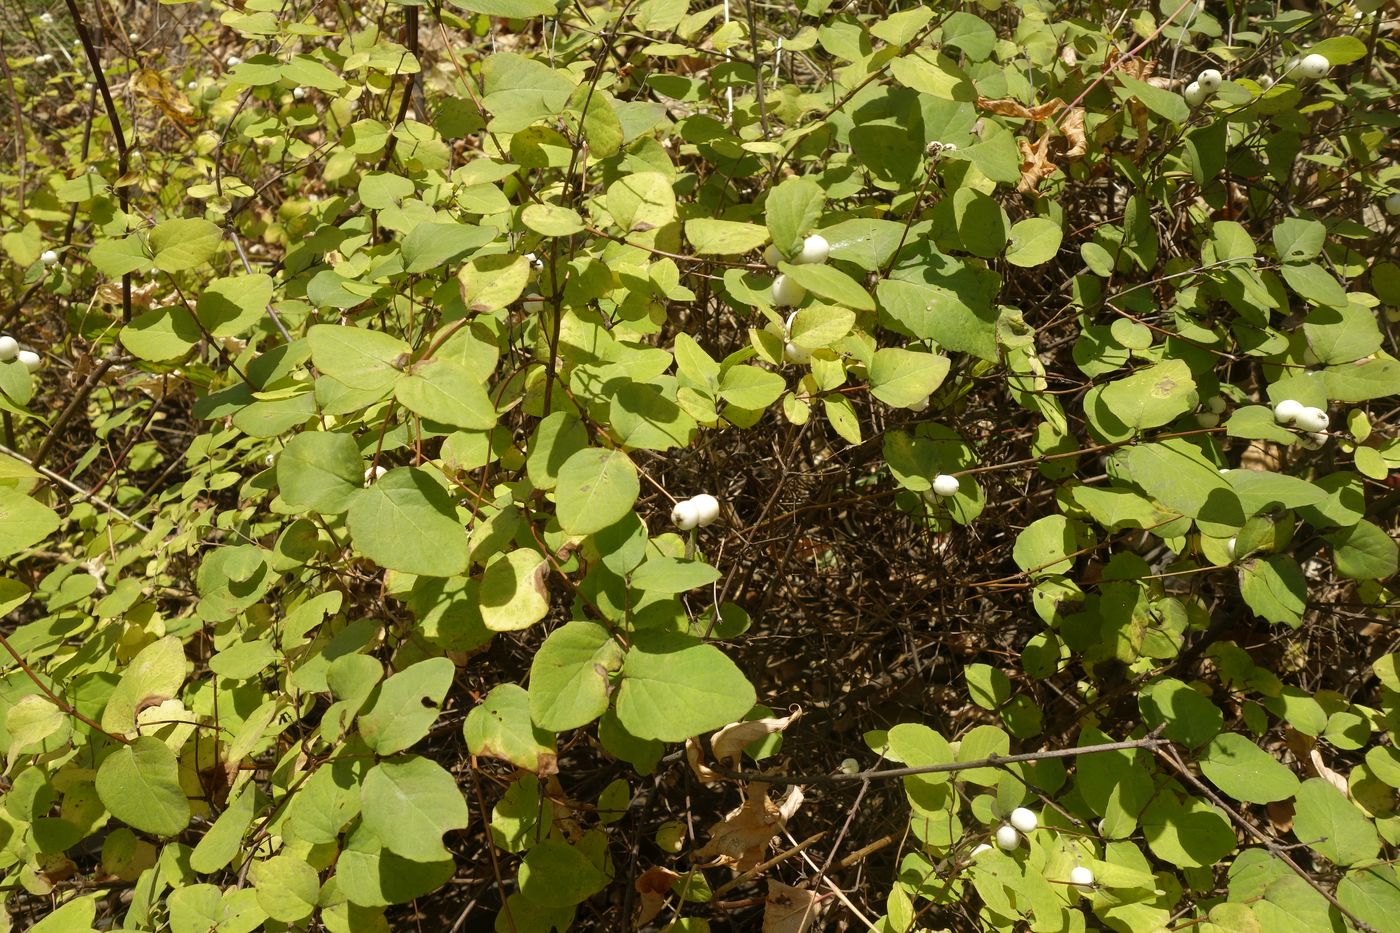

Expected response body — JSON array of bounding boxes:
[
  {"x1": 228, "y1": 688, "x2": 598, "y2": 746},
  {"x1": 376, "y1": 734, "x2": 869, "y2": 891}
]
[{"x1": 1, "y1": 0, "x2": 1399, "y2": 929}]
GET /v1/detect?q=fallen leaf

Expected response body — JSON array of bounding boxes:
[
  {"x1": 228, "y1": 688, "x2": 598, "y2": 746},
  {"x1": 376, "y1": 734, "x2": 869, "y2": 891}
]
[
  {"x1": 1061, "y1": 108, "x2": 1087, "y2": 159},
  {"x1": 763, "y1": 880, "x2": 825, "y2": 933},
  {"x1": 976, "y1": 97, "x2": 1064, "y2": 122},
  {"x1": 696, "y1": 782, "x2": 784, "y2": 871},
  {"x1": 634, "y1": 866, "x2": 679, "y2": 928},
  {"x1": 686, "y1": 736, "x2": 722, "y2": 784},
  {"x1": 1017, "y1": 132, "x2": 1057, "y2": 193}
]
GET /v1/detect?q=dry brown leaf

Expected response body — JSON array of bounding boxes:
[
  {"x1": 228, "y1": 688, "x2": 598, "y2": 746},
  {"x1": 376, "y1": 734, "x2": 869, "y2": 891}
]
[
  {"x1": 1061, "y1": 108, "x2": 1087, "y2": 159},
  {"x1": 1128, "y1": 98, "x2": 1150, "y2": 160},
  {"x1": 633, "y1": 866, "x2": 679, "y2": 928},
  {"x1": 711, "y1": 707, "x2": 802, "y2": 769},
  {"x1": 1309, "y1": 748, "x2": 1351, "y2": 797},
  {"x1": 763, "y1": 880, "x2": 825, "y2": 933},
  {"x1": 686, "y1": 736, "x2": 722, "y2": 784},
  {"x1": 1017, "y1": 132, "x2": 1057, "y2": 193},
  {"x1": 131, "y1": 68, "x2": 198, "y2": 126},
  {"x1": 976, "y1": 97, "x2": 1064, "y2": 122},
  {"x1": 695, "y1": 782, "x2": 782, "y2": 871}
]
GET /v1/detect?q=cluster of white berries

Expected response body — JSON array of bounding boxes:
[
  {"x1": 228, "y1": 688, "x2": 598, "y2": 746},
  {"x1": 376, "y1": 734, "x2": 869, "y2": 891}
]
[
  {"x1": 1273, "y1": 399, "x2": 1330, "y2": 449},
  {"x1": 35, "y1": 54, "x2": 55, "y2": 66},
  {"x1": 39, "y1": 12, "x2": 53, "y2": 24},
  {"x1": 924, "y1": 140, "x2": 958, "y2": 160},
  {"x1": 671, "y1": 493, "x2": 721, "y2": 531},
  {"x1": 1184, "y1": 68, "x2": 1222, "y2": 107},
  {"x1": 0, "y1": 336, "x2": 42, "y2": 373},
  {"x1": 1195, "y1": 395, "x2": 1226, "y2": 428},
  {"x1": 965, "y1": 807, "x2": 1096, "y2": 891},
  {"x1": 768, "y1": 233, "x2": 830, "y2": 309},
  {"x1": 40, "y1": 249, "x2": 59, "y2": 267}
]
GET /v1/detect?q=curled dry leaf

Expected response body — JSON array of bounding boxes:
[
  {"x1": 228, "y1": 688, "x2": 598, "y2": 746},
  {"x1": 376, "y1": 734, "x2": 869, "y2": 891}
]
[
  {"x1": 695, "y1": 781, "x2": 803, "y2": 871},
  {"x1": 1017, "y1": 132, "x2": 1057, "y2": 194},
  {"x1": 763, "y1": 879, "x2": 825, "y2": 933},
  {"x1": 633, "y1": 866, "x2": 680, "y2": 928},
  {"x1": 686, "y1": 736, "x2": 722, "y2": 784},
  {"x1": 711, "y1": 707, "x2": 802, "y2": 769},
  {"x1": 975, "y1": 97, "x2": 1064, "y2": 122},
  {"x1": 131, "y1": 68, "x2": 198, "y2": 126},
  {"x1": 1061, "y1": 108, "x2": 1088, "y2": 160}
]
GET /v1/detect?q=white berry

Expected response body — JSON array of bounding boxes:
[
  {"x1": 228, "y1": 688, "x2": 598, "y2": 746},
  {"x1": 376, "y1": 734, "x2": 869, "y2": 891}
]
[
  {"x1": 225, "y1": 55, "x2": 242, "y2": 68},
  {"x1": 1183, "y1": 81, "x2": 1208, "y2": 106},
  {"x1": 1206, "y1": 396, "x2": 1227, "y2": 414},
  {"x1": 672, "y1": 499, "x2": 700, "y2": 531},
  {"x1": 1387, "y1": 193, "x2": 1400, "y2": 216},
  {"x1": 1069, "y1": 865, "x2": 1095, "y2": 890},
  {"x1": 995, "y1": 824, "x2": 1020, "y2": 851},
  {"x1": 363, "y1": 465, "x2": 386, "y2": 486},
  {"x1": 783, "y1": 341, "x2": 812, "y2": 364},
  {"x1": 17, "y1": 350, "x2": 42, "y2": 372},
  {"x1": 931, "y1": 474, "x2": 960, "y2": 498},
  {"x1": 763, "y1": 244, "x2": 784, "y2": 266},
  {"x1": 40, "y1": 250, "x2": 58, "y2": 266},
  {"x1": 1008, "y1": 807, "x2": 1038, "y2": 834},
  {"x1": 0, "y1": 337, "x2": 16, "y2": 362},
  {"x1": 187, "y1": 81, "x2": 198, "y2": 90},
  {"x1": 292, "y1": 87, "x2": 306, "y2": 100},
  {"x1": 1272, "y1": 399, "x2": 1304, "y2": 424},
  {"x1": 690, "y1": 493, "x2": 720, "y2": 527},
  {"x1": 1197, "y1": 69, "x2": 1222, "y2": 92},
  {"x1": 771, "y1": 274, "x2": 806, "y2": 308},
  {"x1": 1299, "y1": 54, "x2": 1329, "y2": 79},
  {"x1": 1294, "y1": 406, "x2": 1329, "y2": 432},
  {"x1": 1298, "y1": 431, "x2": 1329, "y2": 451},
  {"x1": 795, "y1": 234, "x2": 830, "y2": 265}
]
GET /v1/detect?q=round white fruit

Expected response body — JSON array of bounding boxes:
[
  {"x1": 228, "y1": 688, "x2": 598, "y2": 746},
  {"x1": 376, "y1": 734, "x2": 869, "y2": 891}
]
[
  {"x1": 1069, "y1": 865, "x2": 1095, "y2": 890},
  {"x1": 690, "y1": 493, "x2": 721, "y2": 527},
  {"x1": 655, "y1": 821, "x2": 685, "y2": 853},
  {"x1": 795, "y1": 234, "x2": 830, "y2": 265},
  {"x1": 40, "y1": 250, "x2": 58, "y2": 266},
  {"x1": 931, "y1": 474, "x2": 960, "y2": 498},
  {"x1": 1197, "y1": 69, "x2": 1222, "y2": 92},
  {"x1": 672, "y1": 499, "x2": 700, "y2": 531},
  {"x1": 1183, "y1": 81, "x2": 1208, "y2": 106},
  {"x1": 0, "y1": 336, "x2": 17, "y2": 362},
  {"x1": 363, "y1": 465, "x2": 386, "y2": 485},
  {"x1": 293, "y1": 87, "x2": 306, "y2": 100},
  {"x1": 1272, "y1": 399, "x2": 1304, "y2": 424},
  {"x1": 1387, "y1": 193, "x2": 1400, "y2": 216},
  {"x1": 264, "y1": 452, "x2": 276, "y2": 466},
  {"x1": 1294, "y1": 406, "x2": 1329, "y2": 432},
  {"x1": 1009, "y1": 807, "x2": 1038, "y2": 834},
  {"x1": 771, "y1": 274, "x2": 806, "y2": 307},
  {"x1": 1298, "y1": 431, "x2": 1329, "y2": 450},
  {"x1": 1206, "y1": 396, "x2": 1227, "y2": 414},
  {"x1": 995, "y1": 824, "x2": 1020, "y2": 851},
  {"x1": 764, "y1": 244, "x2": 784, "y2": 266},
  {"x1": 1299, "y1": 53, "x2": 1329, "y2": 79},
  {"x1": 783, "y1": 341, "x2": 812, "y2": 364},
  {"x1": 17, "y1": 350, "x2": 41, "y2": 372},
  {"x1": 225, "y1": 55, "x2": 242, "y2": 68}
]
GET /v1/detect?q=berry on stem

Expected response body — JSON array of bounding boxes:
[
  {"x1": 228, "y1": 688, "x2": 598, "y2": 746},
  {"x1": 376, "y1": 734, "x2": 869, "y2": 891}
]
[
  {"x1": 0, "y1": 336, "x2": 17, "y2": 362},
  {"x1": 995, "y1": 824, "x2": 1019, "y2": 851},
  {"x1": 1294, "y1": 406, "x2": 1329, "y2": 432},
  {"x1": 931, "y1": 474, "x2": 960, "y2": 498},
  {"x1": 690, "y1": 494, "x2": 721, "y2": 527},
  {"x1": 1272, "y1": 399, "x2": 1303, "y2": 424},
  {"x1": 1299, "y1": 53, "x2": 1329, "y2": 79},
  {"x1": 1009, "y1": 807, "x2": 1037, "y2": 834},
  {"x1": 672, "y1": 499, "x2": 700, "y2": 531},
  {"x1": 771, "y1": 274, "x2": 806, "y2": 308},
  {"x1": 1197, "y1": 68, "x2": 1222, "y2": 92},
  {"x1": 794, "y1": 234, "x2": 829, "y2": 265},
  {"x1": 1183, "y1": 81, "x2": 1208, "y2": 106}
]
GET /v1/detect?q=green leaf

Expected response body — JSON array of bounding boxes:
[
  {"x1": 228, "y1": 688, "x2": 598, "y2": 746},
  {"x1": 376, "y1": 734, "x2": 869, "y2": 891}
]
[
  {"x1": 1292, "y1": 778, "x2": 1380, "y2": 866},
  {"x1": 1013, "y1": 515, "x2": 1094, "y2": 577},
  {"x1": 149, "y1": 218, "x2": 223, "y2": 272},
  {"x1": 347, "y1": 468, "x2": 470, "y2": 577},
  {"x1": 190, "y1": 784, "x2": 257, "y2": 874},
  {"x1": 528, "y1": 621, "x2": 625, "y2": 731},
  {"x1": 629, "y1": 556, "x2": 721, "y2": 593},
  {"x1": 1139, "y1": 678, "x2": 1222, "y2": 747},
  {"x1": 940, "y1": 11, "x2": 996, "y2": 60},
  {"x1": 337, "y1": 825, "x2": 455, "y2": 907},
  {"x1": 615, "y1": 632, "x2": 756, "y2": 742},
  {"x1": 779, "y1": 262, "x2": 875, "y2": 310},
  {"x1": 276, "y1": 431, "x2": 364, "y2": 514},
  {"x1": 1303, "y1": 305, "x2": 1383, "y2": 365},
  {"x1": 447, "y1": 0, "x2": 558, "y2": 18},
  {"x1": 360, "y1": 756, "x2": 471, "y2": 862},
  {"x1": 308, "y1": 324, "x2": 410, "y2": 395},
  {"x1": 479, "y1": 549, "x2": 550, "y2": 631},
  {"x1": 1307, "y1": 35, "x2": 1368, "y2": 65},
  {"x1": 28, "y1": 896, "x2": 97, "y2": 933},
  {"x1": 464, "y1": 684, "x2": 556, "y2": 773},
  {"x1": 605, "y1": 172, "x2": 677, "y2": 235},
  {"x1": 518, "y1": 840, "x2": 609, "y2": 907},
  {"x1": 1122, "y1": 441, "x2": 1244, "y2": 536},
  {"x1": 1116, "y1": 74, "x2": 1190, "y2": 124},
  {"x1": 251, "y1": 855, "x2": 320, "y2": 923},
  {"x1": 0, "y1": 488, "x2": 60, "y2": 558},
  {"x1": 718, "y1": 365, "x2": 785, "y2": 410},
  {"x1": 868, "y1": 348, "x2": 950, "y2": 407},
  {"x1": 120, "y1": 307, "x2": 201, "y2": 362},
  {"x1": 685, "y1": 219, "x2": 769, "y2": 255},
  {"x1": 396, "y1": 357, "x2": 498, "y2": 430},
  {"x1": 196, "y1": 273, "x2": 273, "y2": 338},
  {"x1": 764, "y1": 177, "x2": 825, "y2": 256},
  {"x1": 1240, "y1": 555, "x2": 1308, "y2": 627},
  {"x1": 1328, "y1": 520, "x2": 1398, "y2": 581},
  {"x1": 952, "y1": 188, "x2": 1009, "y2": 259},
  {"x1": 1004, "y1": 217, "x2": 1063, "y2": 267},
  {"x1": 1141, "y1": 794, "x2": 1235, "y2": 869},
  {"x1": 1096, "y1": 359, "x2": 1199, "y2": 432},
  {"x1": 95, "y1": 737, "x2": 191, "y2": 837},
  {"x1": 526, "y1": 412, "x2": 590, "y2": 491},
  {"x1": 101, "y1": 636, "x2": 187, "y2": 734},
  {"x1": 1199, "y1": 733, "x2": 1301, "y2": 804},
  {"x1": 401, "y1": 222, "x2": 494, "y2": 274},
  {"x1": 358, "y1": 656, "x2": 455, "y2": 755},
  {"x1": 457, "y1": 253, "x2": 531, "y2": 314},
  {"x1": 555, "y1": 447, "x2": 639, "y2": 535},
  {"x1": 1281, "y1": 262, "x2": 1347, "y2": 308},
  {"x1": 89, "y1": 236, "x2": 151, "y2": 277},
  {"x1": 522, "y1": 202, "x2": 586, "y2": 238}
]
